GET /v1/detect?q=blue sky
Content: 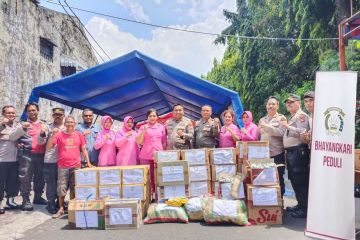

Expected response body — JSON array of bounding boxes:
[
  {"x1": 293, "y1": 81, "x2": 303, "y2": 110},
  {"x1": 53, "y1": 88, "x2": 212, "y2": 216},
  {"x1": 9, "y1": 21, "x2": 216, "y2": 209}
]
[{"x1": 40, "y1": 0, "x2": 236, "y2": 76}]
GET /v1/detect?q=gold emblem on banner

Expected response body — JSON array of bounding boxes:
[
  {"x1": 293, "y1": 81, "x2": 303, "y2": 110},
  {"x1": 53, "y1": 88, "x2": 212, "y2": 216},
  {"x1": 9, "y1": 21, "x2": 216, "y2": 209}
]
[{"x1": 324, "y1": 107, "x2": 345, "y2": 136}]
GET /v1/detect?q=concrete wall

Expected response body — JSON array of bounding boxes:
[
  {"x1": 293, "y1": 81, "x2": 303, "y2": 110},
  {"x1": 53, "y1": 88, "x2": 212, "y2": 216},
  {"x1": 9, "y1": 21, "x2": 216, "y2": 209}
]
[{"x1": 0, "y1": 0, "x2": 98, "y2": 121}]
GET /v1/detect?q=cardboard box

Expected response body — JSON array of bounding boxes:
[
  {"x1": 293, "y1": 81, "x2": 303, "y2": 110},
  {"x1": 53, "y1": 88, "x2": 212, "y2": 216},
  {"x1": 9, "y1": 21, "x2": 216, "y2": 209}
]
[
  {"x1": 355, "y1": 149, "x2": 360, "y2": 171},
  {"x1": 180, "y1": 149, "x2": 209, "y2": 165},
  {"x1": 122, "y1": 184, "x2": 146, "y2": 200},
  {"x1": 236, "y1": 141, "x2": 246, "y2": 163},
  {"x1": 189, "y1": 165, "x2": 211, "y2": 181},
  {"x1": 247, "y1": 205, "x2": 283, "y2": 225},
  {"x1": 68, "y1": 199, "x2": 106, "y2": 230},
  {"x1": 104, "y1": 199, "x2": 142, "y2": 229},
  {"x1": 75, "y1": 186, "x2": 98, "y2": 200},
  {"x1": 75, "y1": 168, "x2": 98, "y2": 186},
  {"x1": 211, "y1": 164, "x2": 236, "y2": 181},
  {"x1": 154, "y1": 150, "x2": 181, "y2": 163},
  {"x1": 98, "y1": 168, "x2": 121, "y2": 185},
  {"x1": 246, "y1": 184, "x2": 281, "y2": 207},
  {"x1": 246, "y1": 141, "x2": 270, "y2": 161},
  {"x1": 122, "y1": 165, "x2": 149, "y2": 185},
  {"x1": 209, "y1": 148, "x2": 236, "y2": 165},
  {"x1": 250, "y1": 159, "x2": 279, "y2": 186},
  {"x1": 156, "y1": 160, "x2": 189, "y2": 186},
  {"x1": 218, "y1": 181, "x2": 245, "y2": 200},
  {"x1": 98, "y1": 185, "x2": 121, "y2": 199},
  {"x1": 189, "y1": 181, "x2": 211, "y2": 197},
  {"x1": 157, "y1": 185, "x2": 190, "y2": 200}
]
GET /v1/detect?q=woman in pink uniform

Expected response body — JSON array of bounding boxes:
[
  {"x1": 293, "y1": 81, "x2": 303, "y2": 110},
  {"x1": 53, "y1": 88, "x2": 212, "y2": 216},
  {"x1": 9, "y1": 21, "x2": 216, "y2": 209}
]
[
  {"x1": 219, "y1": 109, "x2": 241, "y2": 148},
  {"x1": 136, "y1": 109, "x2": 166, "y2": 194},
  {"x1": 94, "y1": 116, "x2": 116, "y2": 166},
  {"x1": 115, "y1": 116, "x2": 139, "y2": 165},
  {"x1": 240, "y1": 111, "x2": 259, "y2": 141}
]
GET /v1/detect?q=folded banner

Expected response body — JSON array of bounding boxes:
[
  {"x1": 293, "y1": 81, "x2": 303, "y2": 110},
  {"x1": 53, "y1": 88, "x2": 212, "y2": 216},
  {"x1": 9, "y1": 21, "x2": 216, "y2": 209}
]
[{"x1": 305, "y1": 71, "x2": 357, "y2": 240}]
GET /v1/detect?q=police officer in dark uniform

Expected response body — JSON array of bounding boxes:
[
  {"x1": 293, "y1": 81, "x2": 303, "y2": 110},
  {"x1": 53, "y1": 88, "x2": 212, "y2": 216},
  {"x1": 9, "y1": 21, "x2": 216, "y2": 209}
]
[{"x1": 280, "y1": 94, "x2": 310, "y2": 218}]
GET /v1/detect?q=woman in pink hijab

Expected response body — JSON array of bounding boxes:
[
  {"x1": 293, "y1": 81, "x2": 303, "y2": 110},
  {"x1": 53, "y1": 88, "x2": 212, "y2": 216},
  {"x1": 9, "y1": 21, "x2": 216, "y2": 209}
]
[
  {"x1": 240, "y1": 111, "x2": 259, "y2": 141},
  {"x1": 94, "y1": 116, "x2": 116, "y2": 166},
  {"x1": 219, "y1": 109, "x2": 241, "y2": 148},
  {"x1": 115, "y1": 116, "x2": 139, "y2": 165}
]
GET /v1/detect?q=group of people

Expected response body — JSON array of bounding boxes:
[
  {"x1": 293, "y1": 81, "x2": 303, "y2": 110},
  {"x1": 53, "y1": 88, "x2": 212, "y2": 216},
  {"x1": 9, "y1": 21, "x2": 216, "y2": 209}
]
[{"x1": 0, "y1": 91, "x2": 314, "y2": 220}]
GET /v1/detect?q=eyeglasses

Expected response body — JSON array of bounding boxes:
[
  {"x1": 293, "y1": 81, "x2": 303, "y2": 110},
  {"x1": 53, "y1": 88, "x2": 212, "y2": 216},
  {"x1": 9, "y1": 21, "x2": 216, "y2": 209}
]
[{"x1": 83, "y1": 115, "x2": 93, "y2": 117}]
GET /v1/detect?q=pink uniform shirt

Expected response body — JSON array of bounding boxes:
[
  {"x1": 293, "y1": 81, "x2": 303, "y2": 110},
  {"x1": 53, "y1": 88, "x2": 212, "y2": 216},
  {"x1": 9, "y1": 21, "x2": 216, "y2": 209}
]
[
  {"x1": 138, "y1": 122, "x2": 166, "y2": 160},
  {"x1": 115, "y1": 116, "x2": 139, "y2": 166},
  {"x1": 53, "y1": 131, "x2": 85, "y2": 168},
  {"x1": 240, "y1": 111, "x2": 259, "y2": 141},
  {"x1": 94, "y1": 116, "x2": 116, "y2": 166},
  {"x1": 219, "y1": 123, "x2": 241, "y2": 148}
]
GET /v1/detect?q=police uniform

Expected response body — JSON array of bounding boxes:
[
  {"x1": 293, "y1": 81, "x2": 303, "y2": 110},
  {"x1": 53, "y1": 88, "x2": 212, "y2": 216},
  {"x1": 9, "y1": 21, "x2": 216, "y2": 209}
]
[
  {"x1": 165, "y1": 117, "x2": 194, "y2": 150},
  {"x1": 193, "y1": 118, "x2": 220, "y2": 149},
  {"x1": 283, "y1": 95, "x2": 310, "y2": 218},
  {"x1": 259, "y1": 112, "x2": 286, "y2": 197},
  {"x1": 38, "y1": 108, "x2": 65, "y2": 214}
]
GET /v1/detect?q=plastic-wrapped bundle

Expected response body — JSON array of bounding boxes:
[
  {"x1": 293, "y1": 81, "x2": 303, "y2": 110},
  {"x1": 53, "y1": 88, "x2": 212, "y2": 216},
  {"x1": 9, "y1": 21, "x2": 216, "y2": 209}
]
[
  {"x1": 203, "y1": 198, "x2": 248, "y2": 226},
  {"x1": 184, "y1": 197, "x2": 209, "y2": 221},
  {"x1": 144, "y1": 203, "x2": 188, "y2": 224}
]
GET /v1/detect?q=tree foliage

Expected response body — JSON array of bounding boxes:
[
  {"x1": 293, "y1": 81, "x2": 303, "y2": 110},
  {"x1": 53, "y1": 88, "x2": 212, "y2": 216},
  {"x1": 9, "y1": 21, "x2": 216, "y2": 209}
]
[{"x1": 205, "y1": 0, "x2": 359, "y2": 123}]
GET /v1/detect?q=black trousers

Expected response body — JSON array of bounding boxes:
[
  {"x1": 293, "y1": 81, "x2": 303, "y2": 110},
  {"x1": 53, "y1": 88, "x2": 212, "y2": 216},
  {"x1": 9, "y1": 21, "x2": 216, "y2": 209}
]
[
  {"x1": 272, "y1": 152, "x2": 285, "y2": 197},
  {"x1": 18, "y1": 150, "x2": 45, "y2": 197},
  {"x1": 285, "y1": 144, "x2": 310, "y2": 209},
  {"x1": 0, "y1": 162, "x2": 19, "y2": 200},
  {"x1": 43, "y1": 163, "x2": 57, "y2": 202}
]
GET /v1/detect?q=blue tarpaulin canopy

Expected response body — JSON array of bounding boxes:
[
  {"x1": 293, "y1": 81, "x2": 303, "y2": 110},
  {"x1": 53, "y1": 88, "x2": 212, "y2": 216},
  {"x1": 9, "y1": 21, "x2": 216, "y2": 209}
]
[{"x1": 25, "y1": 50, "x2": 244, "y2": 126}]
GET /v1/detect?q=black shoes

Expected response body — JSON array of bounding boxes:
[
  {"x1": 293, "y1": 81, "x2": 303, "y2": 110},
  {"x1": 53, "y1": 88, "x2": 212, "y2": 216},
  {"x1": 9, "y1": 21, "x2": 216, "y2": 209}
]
[
  {"x1": 6, "y1": 197, "x2": 21, "y2": 209},
  {"x1": 33, "y1": 195, "x2": 47, "y2": 205},
  {"x1": 290, "y1": 208, "x2": 307, "y2": 218},
  {"x1": 286, "y1": 205, "x2": 301, "y2": 212},
  {"x1": 46, "y1": 200, "x2": 58, "y2": 214},
  {"x1": 21, "y1": 196, "x2": 34, "y2": 211}
]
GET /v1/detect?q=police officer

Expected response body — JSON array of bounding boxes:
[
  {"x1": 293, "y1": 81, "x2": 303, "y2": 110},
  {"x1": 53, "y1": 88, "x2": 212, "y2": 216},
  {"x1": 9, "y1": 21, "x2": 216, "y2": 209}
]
[
  {"x1": 300, "y1": 91, "x2": 315, "y2": 146},
  {"x1": 258, "y1": 96, "x2": 287, "y2": 197},
  {"x1": 193, "y1": 105, "x2": 220, "y2": 149},
  {"x1": 165, "y1": 104, "x2": 194, "y2": 150},
  {"x1": 10, "y1": 103, "x2": 47, "y2": 211},
  {"x1": 38, "y1": 107, "x2": 65, "y2": 214},
  {"x1": 280, "y1": 94, "x2": 310, "y2": 218}
]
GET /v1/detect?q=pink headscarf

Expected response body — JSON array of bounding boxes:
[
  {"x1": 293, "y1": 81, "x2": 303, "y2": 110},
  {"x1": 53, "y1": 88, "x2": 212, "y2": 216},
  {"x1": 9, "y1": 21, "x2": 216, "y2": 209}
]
[
  {"x1": 123, "y1": 116, "x2": 134, "y2": 132},
  {"x1": 101, "y1": 115, "x2": 113, "y2": 133},
  {"x1": 243, "y1": 111, "x2": 254, "y2": 128}
]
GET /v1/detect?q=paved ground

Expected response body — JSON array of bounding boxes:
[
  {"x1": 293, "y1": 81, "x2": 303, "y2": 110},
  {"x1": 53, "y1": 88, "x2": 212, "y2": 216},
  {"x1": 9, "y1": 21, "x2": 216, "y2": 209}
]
[{"x1": 1, "y1": 182, "x2": 359, "y2": 240}]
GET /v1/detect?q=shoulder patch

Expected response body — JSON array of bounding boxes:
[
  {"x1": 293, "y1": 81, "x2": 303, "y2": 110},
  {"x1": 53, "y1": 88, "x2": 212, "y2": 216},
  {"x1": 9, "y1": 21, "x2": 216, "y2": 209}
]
[{"x1": 299, "y1": 114, "x2": 306, "y2": 122}]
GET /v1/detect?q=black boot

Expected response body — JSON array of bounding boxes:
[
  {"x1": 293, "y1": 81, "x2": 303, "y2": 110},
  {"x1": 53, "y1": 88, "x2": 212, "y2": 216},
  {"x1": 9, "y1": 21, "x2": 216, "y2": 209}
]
[
  {"x1": 6, "y1": 197, "x2": 21, "y2": 209},
  {"x1": 47, "y1": 200, "x2": 57, "y2": 214},
  {"x1": 21, "y1": 196, "x2": 33, "y2": 211},
  {"x1": 33, "y1": 194, "x2": 47, "y2": 205}
]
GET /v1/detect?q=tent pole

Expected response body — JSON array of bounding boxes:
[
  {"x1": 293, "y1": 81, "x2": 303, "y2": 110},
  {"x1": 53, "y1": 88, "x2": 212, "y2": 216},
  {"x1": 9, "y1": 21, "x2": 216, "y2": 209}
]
[{"x1": 69, "y1": 108, "x2": 74, "y2": 114}]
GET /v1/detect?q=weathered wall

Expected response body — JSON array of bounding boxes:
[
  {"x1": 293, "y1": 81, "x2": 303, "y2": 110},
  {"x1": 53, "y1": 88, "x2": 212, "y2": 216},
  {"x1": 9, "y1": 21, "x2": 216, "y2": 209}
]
[{"x1": 0, "y1": 0, "x2": 98, "y2": 121}]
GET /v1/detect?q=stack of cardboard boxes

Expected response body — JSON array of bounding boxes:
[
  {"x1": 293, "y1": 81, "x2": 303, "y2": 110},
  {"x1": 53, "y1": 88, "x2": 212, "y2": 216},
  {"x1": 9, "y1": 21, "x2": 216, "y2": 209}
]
[
  {"x1": 69, "y1": 165, "x2": 150, "y2": 230},
  {"x1": 181, "y1": 149, "x2": 211, "y2": 197},
  {"x1": 238, "y1": 141, "x2": 283, "y2": 225},
  {"x1": 156, "y1": 160, "x2": 190, "y2": 200},
  {"x1": 208, "y1": 148, "x2": 237, "y2": 197}
]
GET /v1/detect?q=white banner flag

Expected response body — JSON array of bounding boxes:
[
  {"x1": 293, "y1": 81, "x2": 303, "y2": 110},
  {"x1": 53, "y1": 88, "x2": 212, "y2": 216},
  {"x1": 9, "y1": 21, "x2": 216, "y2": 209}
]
[{"x1": 305, "y1": 71, "x2": 357, "y2": 240}]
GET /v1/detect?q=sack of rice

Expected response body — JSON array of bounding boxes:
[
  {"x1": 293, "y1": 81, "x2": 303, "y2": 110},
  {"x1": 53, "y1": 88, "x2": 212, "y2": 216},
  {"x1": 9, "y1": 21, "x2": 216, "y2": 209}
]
[
  {"x1": 144, "y1": 203, "x2": 188, "y2": 224},
  {"x1": 203, "y1": 198, "x2": 248, "y2": 226},
  {"x1": 184, "y1": 197, "x2": 208, "y2": 221}
]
